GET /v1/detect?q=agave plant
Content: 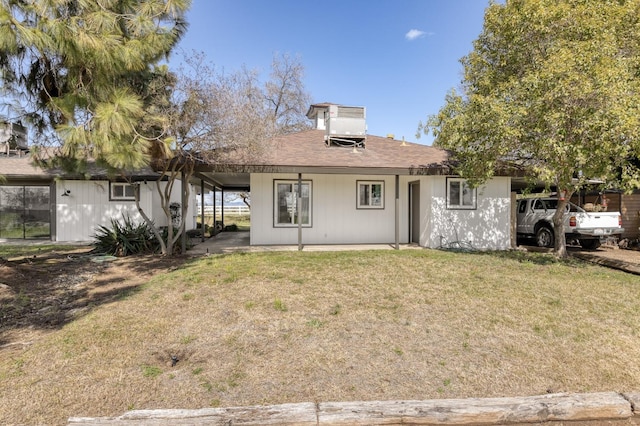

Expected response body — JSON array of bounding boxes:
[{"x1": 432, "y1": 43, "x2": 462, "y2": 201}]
[{"x1": 93, "y1": 215, "x2": 158, "y2": 256}]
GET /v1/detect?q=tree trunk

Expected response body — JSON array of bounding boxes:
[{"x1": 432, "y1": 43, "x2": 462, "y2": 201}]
[
  {"x1": 134, "y1": 182, "x2": 167, "y2": 255},
  {"x1": 552, "y1": 191, "x2": 573, "y2": 258}
]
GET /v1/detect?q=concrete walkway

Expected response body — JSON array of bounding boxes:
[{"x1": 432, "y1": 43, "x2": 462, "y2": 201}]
[{"x1": 187, "y1": 231, "x2": 421, "y2": 255}]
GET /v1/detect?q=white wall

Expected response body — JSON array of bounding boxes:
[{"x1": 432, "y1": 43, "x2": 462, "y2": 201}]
[
  {"x1": 250, "y1": 173, "x2": 511, "y2": 250},
  {"x1": 423, "y1": 176, "x2": 512, "y2": 250},
  {"x1": 251, "y1": 173, "x2": 403, "y2": 245},
  {"x1": 55, "y1": 179, "x2": 198, "y2": 242}
]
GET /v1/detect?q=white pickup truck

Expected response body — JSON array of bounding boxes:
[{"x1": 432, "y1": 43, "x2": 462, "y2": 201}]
[{"x1": 516, "y1": 197, "x2": 623, "y2": 249}]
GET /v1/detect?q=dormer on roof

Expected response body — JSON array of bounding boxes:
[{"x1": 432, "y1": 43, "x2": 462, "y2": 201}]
[{"x1": 306, "y1": 103, "x2": 367, "y2": 148}]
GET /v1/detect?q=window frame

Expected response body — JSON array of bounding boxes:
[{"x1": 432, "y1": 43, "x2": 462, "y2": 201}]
[
  {"x1": 356, "y1": 180, "x2": 385, "y2": 209},
  {"x1": 446, "y1": 178, "x2": 476, "y2": 210},
  {"x1": 109, "y1": 182, "x2": 136, "y2": 201},
  {"x1": 273, "y1": 179, "x2": 312, "y2": 228}
]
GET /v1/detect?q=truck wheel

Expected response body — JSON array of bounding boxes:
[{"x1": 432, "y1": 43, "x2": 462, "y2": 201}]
[
  {"x1": 580, "y1": 239, "x2": 601, "y2": 250},
  {"x1": 536, "y1": 226, "x2": 554, "y2": 248}
]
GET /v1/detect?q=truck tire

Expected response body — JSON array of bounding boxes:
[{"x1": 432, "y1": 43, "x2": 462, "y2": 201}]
[
  {"x1": 536, "y1": 225, "x2": 554, "y2": 248},
  {"x1": 580, "y1": 239, "x2": 601, "y2": 250}
]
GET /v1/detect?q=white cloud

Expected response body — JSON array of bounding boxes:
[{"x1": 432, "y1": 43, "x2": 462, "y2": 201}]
[
  {"x1": 405, "y1": 29, "x2": 434, "y2": 41},
  {"x1": 405, "y1": 29, "x2": 426, "y2": 41}
]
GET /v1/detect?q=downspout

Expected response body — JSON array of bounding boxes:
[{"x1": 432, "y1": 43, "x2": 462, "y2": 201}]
[
  {"x1": 395, "y1": 175, "x2": 399, "y2": 250},
  {"x1": 200, "y1": 180, "x2": 205, "y2": 242},
  {"x1": 298, "y1": 173, "x2": 303, "y2": 251},
  {"x1": 50, "y1": 181, "x2": 56, "y2": 241}
]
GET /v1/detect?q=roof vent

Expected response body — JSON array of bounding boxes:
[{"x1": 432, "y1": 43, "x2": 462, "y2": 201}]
[{"x1": 325, "y1": 105, "x2": 366, "y2": 148}]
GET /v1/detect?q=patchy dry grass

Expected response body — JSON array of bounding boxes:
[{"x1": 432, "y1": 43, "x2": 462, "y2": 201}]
[{"x1": 1, "y1": 249, "x2": 640, "y2": 424}]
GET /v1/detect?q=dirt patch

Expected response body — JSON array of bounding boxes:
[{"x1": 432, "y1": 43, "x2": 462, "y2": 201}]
[
  {"x1": 584, "y1": 245, "x2": 640, "y2": 264},
  {"x1": 0, "y1": 248, "x2": 187, "y2": 351}
]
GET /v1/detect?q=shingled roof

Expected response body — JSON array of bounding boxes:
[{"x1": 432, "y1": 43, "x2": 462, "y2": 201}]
[
  {"x1": 255, "y1": 129, "x2": 451, "y2": 173},
  {"x1": 0, "y1": 153, "x2": 160, "y2": 182},
  {"x1": 0, "y1": 155, "x2": 53, "y2": 180}
]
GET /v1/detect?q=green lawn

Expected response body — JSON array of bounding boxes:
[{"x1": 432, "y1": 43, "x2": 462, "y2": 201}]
[{"x1": 1, "y1": 249, "x2": 639, "y2": 424}]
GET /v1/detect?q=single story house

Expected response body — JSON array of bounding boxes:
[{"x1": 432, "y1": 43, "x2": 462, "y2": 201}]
[
  {"x1": 195, "y1": 103, "x2": 515, "y2": 251},
  {"x1": 2, "y1": 104, "x2": 516, "y2": 250}
]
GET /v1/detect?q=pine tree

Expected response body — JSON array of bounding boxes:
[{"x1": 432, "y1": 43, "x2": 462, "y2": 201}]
[{"x1": 0, "y1": 0, "x2": 190, "y2": 169}]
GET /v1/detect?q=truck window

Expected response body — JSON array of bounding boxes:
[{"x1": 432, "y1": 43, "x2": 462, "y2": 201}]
[
  {"x1": 518, "y1": 200, "x2": 527, "y2": 213},
  {"x1": 532, "y1": 199, "x2": 545, "y2": 210}
]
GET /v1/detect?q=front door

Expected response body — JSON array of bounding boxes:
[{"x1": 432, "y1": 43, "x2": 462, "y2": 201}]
[{"x1": 410, "y1": 182, "x2": 420, "y2": 244}]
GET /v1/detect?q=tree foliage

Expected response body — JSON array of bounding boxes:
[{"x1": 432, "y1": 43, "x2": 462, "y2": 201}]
[
  {"x1": 0, "y1": 0, "x2": 190, "y2": 169},
  {"x1": 424, "y1": 0, "x2": 640, "y2": 256}
]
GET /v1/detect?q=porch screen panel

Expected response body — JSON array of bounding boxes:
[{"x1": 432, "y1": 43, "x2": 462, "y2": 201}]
[
  {"x1": 0, "y1": 185, "x2": 50, "y2": 239},
  {"x1": 24, "y1": 187, "x2": 50, "y2": 238},
  {"x1": 0, "y1": 186, "x2": 24, "y2": 238}
]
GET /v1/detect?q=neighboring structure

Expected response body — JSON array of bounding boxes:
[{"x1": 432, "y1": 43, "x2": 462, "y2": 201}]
[
  {"x1": 620, "y1": 191, "x2": 640, "y2": 240},
  {"x1": 571, "y1": 190, "x2": 640, "y2": 241},
  {"x1": 1, "y1": 121, "x2": 28, "y2": 156},
  {"x1": 196, "y1": 103, "x2": 514, "y2": 250}
]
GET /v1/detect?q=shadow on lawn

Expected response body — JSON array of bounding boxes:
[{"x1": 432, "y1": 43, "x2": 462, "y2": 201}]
[
  {"x1": 431, "y1": 240, "x2": 587, "y2": 267},
  {"x1": 0, "y1": 249, "x2": 194, "y2": 349}
]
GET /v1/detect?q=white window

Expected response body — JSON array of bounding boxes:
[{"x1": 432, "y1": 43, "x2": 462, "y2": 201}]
[
  {"x1": 274, "y1": 180, "x2": 311, "y2": 227},
  {"x1": 447, "y1": 178, "x2": 476, "y2": 209},
  {"x1": 357, "y1": 180, "x2": 384, "y2": 209},
  {"x1": 110, "y1": 182, "x2": 135, "y2": 201}
]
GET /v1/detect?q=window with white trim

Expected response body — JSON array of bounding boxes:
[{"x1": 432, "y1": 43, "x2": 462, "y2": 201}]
[
  {"x1": 447, "y1": 178, "x2": 476, "y2": 209},
  {"x1": 357, "y1": 180, "x2": 384, "y2": 209},
  {"x1": 110, "y1": 182, "x2": 135, "y2": 201},
  {"x1": 274, "y1": 180, "x2": 312, "y2": 227}
]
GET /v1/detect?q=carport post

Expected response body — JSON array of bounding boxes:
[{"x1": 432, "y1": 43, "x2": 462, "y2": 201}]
[
  {"x1": 213, "y1": 187, "x2": 216, "y2": 228},
  {"x1": 200, "y1": 180, "x2": 205, "y2": 242},
  {"x1": 298, "y1": 173, "x2": 303, "y2": 251},
  {"x1": 221, "y1": 189, "x2": 225, "y2": 228}
]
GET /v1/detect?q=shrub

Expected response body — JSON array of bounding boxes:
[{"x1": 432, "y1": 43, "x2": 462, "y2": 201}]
[
  {"x1": 186, "y1": 229, "x2": 202, "y2": 238},
  {"x1": 93, "y1": 215, "x2": 157, "y2": 256}
]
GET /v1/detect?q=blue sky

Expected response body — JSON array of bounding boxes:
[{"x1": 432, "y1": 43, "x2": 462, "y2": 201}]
[{"x1": 170, "y1": 1, "x2": 492, "y2": 145}]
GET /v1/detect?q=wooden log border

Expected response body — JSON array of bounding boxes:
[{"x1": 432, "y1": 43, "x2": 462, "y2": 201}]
[{"x1": 69, "y1": 391, "x2": 637, "y2": 425}]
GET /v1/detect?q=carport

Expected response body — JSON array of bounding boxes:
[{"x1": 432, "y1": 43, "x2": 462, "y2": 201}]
[{"x1": 189, "y1": 167, "x2": 251, "y2": 247}]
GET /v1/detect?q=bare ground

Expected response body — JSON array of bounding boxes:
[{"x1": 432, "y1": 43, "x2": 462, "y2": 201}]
[{"x1": 0, "y1": 248, "x2": 187, "y2": 351}]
